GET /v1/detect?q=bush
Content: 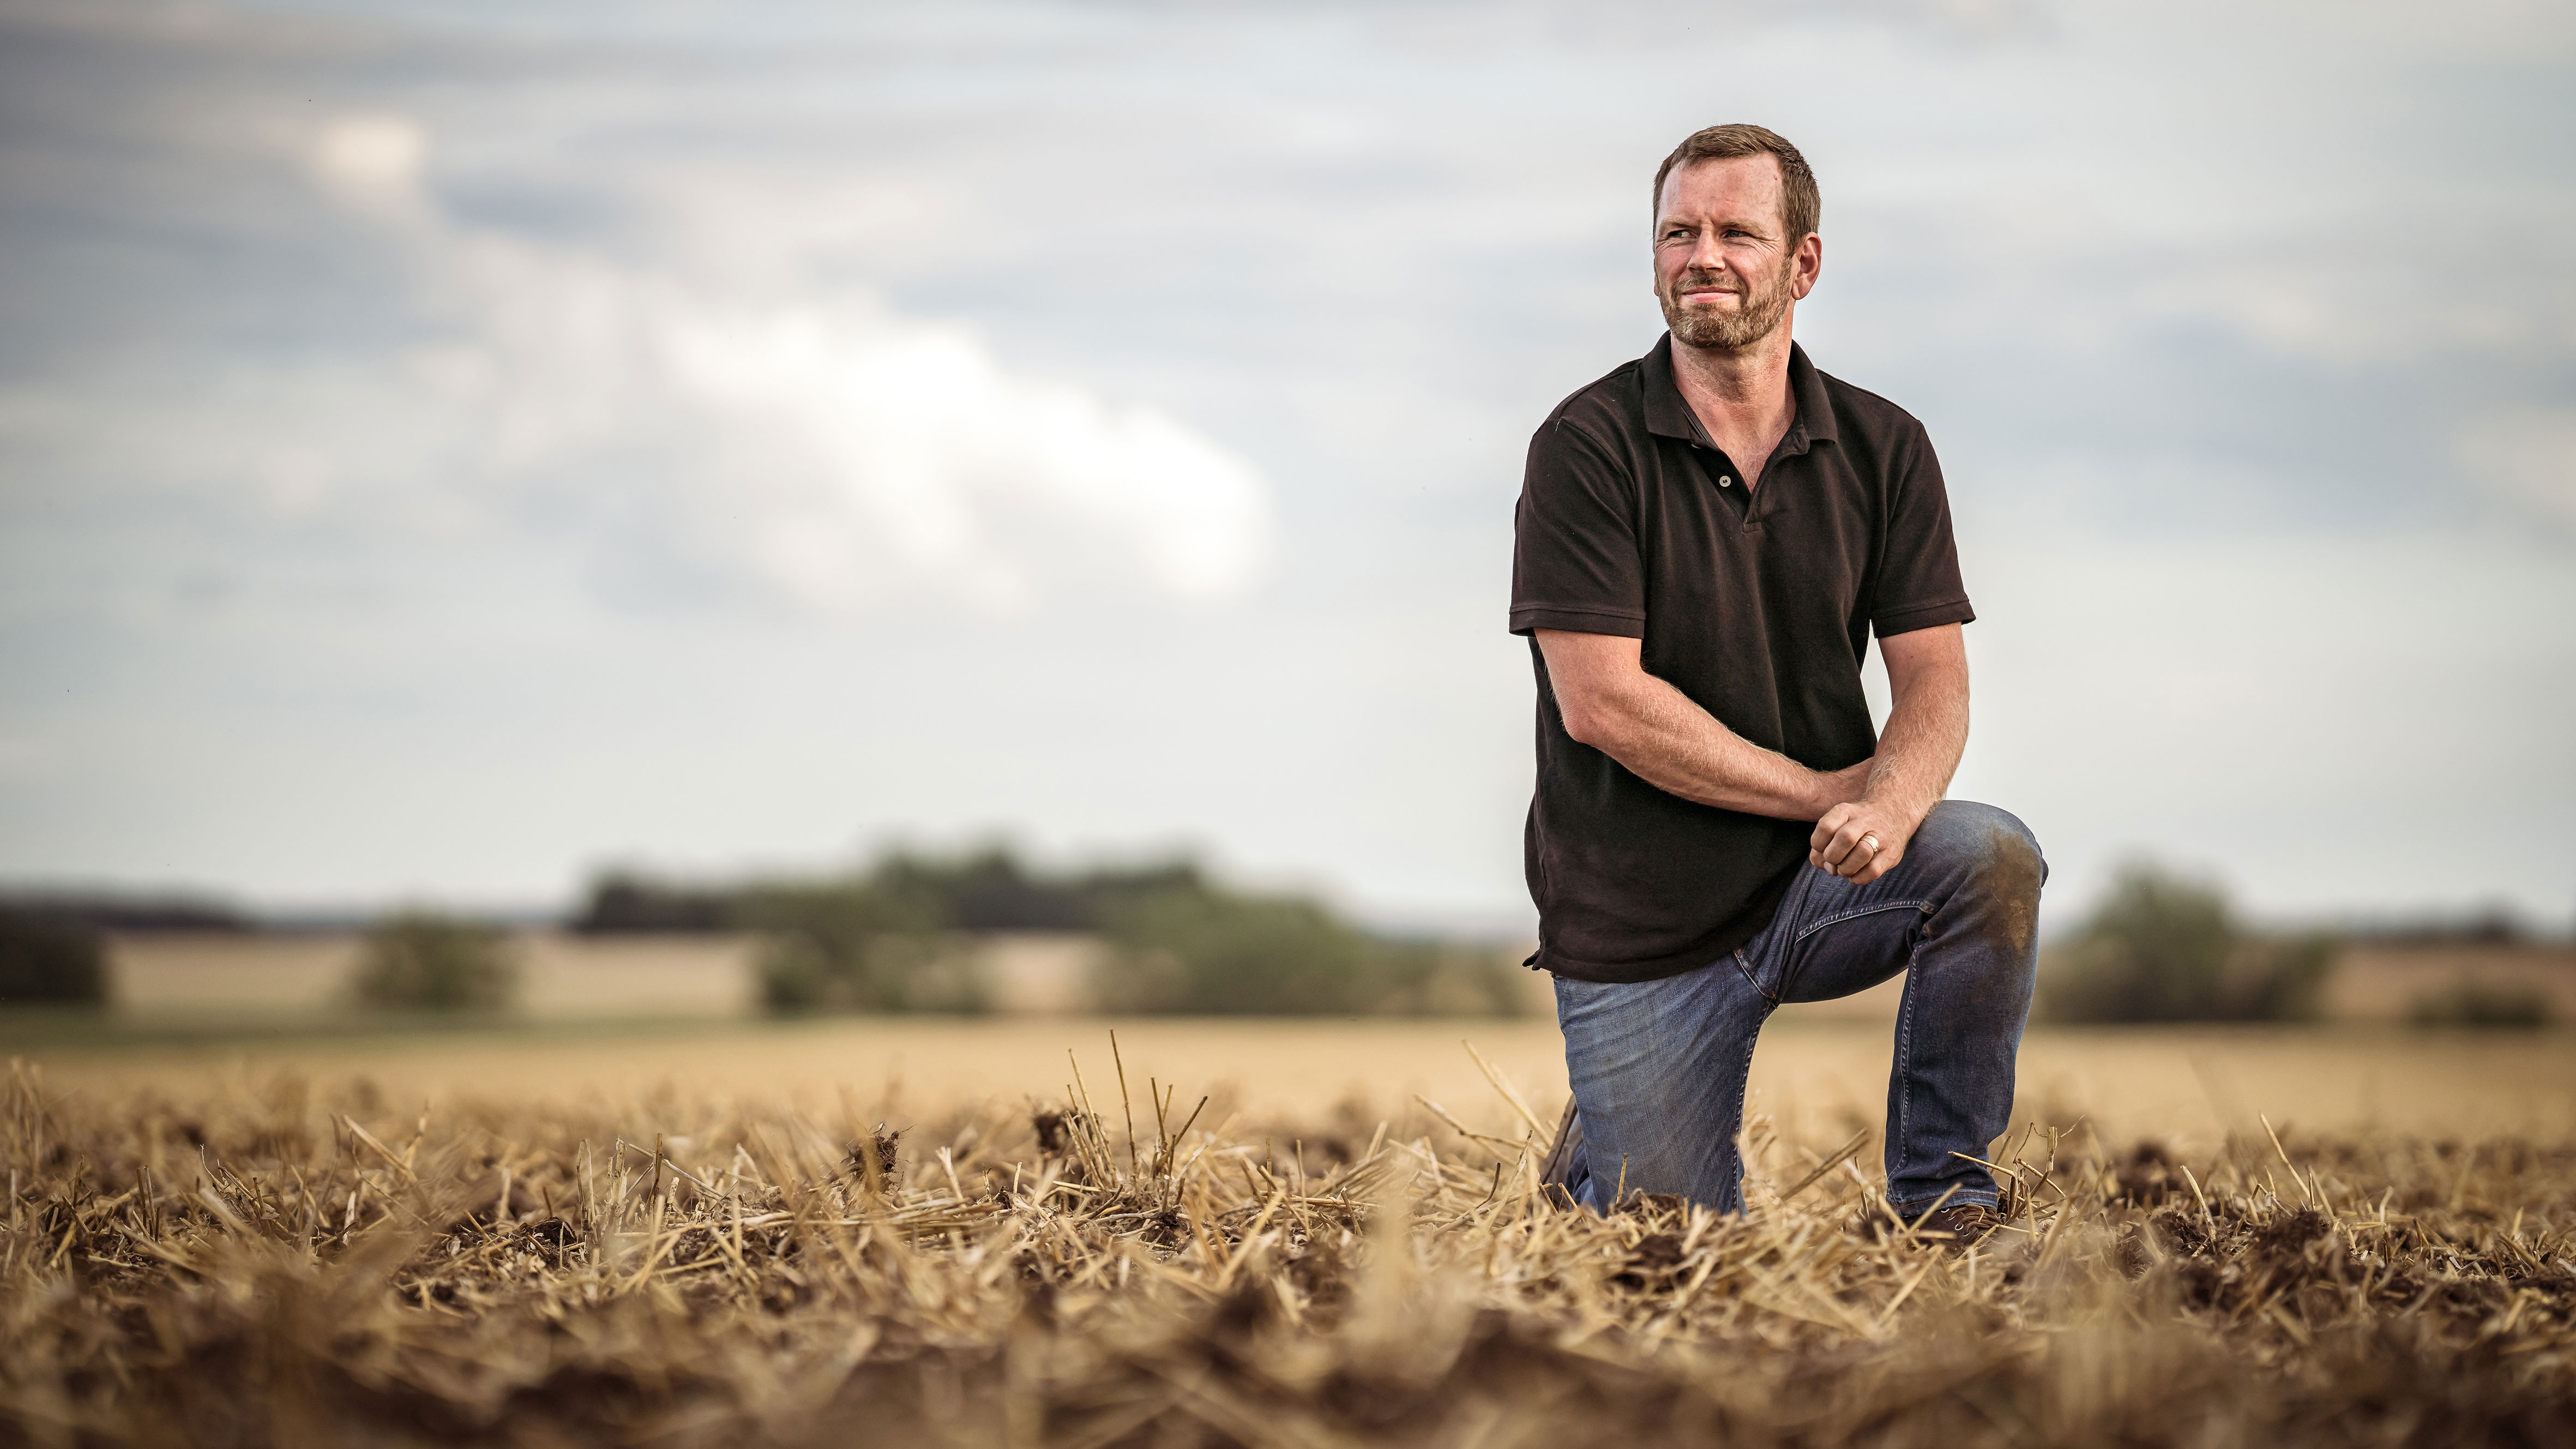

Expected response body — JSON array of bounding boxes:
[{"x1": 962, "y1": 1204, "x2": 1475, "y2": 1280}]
[
  {"x1": 1095, "y1": 889, "x2": 1371, "y2": 1014},
  {"x1": 1353, "y1": 939, "x2": 1533, "y2": 1018},
  {"x1": 0, "y1": 908, "x2": 107, "y2": 1006},
  {"x1": 351, "y1": 913, "x2": 520, "y2": 1012},
  {"x1": 745, "y1": 882, "x2": 982, "y2": 1014},
  {"x1": 877, "y1": 847, "x2": 1104, "y2": 931},
  {"x1": 596, "y1": 845, "x2": 1528, "y2": 1018},
  {"x1": 2410, "y1": 980, "x2": 2553, "y2": 1029},
  {"x1": 1093, "y1": 885, "x2": 1528, "y2": 1017},
  {"x1": 571, "y1": 874, "x2": 739, "y2": 933},
  {"x1": 2043, "y1": 861, "x2": 2335, "y2": 1024},
  {"x1": 2346, "y1": 905, "x2": 2527, "y2": 946}
]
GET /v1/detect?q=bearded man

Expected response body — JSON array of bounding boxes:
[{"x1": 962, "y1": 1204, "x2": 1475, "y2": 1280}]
[{"x1": 1513, "y1": 124, "x2": 2044, "y2": 1241}]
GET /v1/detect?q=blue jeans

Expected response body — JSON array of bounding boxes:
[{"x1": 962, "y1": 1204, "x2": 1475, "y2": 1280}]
[{"x1": 1552, "y1": 800, "x2": 2045, "y2": 1216}]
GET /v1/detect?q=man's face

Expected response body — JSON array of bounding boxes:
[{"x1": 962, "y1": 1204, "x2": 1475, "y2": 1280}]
[{"x1": 1652, "y1": 155, "x2": 1817, "y2": 351}]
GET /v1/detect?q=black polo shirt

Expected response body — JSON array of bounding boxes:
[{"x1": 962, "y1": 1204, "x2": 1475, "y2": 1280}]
[{"x1": 1509, "y1": 335, "x2": 1974, "y2": 983}]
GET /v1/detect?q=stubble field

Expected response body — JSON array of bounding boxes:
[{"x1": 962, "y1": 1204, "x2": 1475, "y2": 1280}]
[{"x1": 4, "y1": 1019, "x2": 2573, "y2": 1446}]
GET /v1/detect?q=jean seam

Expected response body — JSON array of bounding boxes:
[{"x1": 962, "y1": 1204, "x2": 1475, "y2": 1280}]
[
  {"x1": 1891, "y1": 931, "x2": 1922, "y2": 1199},
  {"x1": 1724, "y1": 1001, "x2": 1770, "y2": 1211},
  {"x1": 1792, "y1": 898, "x2": 1934, "y2": 945},
  {"x1": 1731, "y1": 948, "x2": 1771, "y2": 1003}
]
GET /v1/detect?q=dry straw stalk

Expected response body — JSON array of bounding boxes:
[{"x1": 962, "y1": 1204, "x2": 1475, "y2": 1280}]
[{"x1": 2, "y1": 1048, "x2": 2572, "y2": 1446}]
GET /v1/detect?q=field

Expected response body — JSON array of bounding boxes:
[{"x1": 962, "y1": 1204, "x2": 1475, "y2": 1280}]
[
  {"x1": 5, "y1": 1019, "x2": 2573, "y2": 1446},
  {"x1": 94, "y1": 933, "x2": 2576, "y2": 1030}
]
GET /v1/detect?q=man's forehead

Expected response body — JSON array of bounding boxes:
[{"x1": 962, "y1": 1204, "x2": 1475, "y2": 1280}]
[{"x1": 1657, "y1": 153, "x2": 1784, "y2": 225}]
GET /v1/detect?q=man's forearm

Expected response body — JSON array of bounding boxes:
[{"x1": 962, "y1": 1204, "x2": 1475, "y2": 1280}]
[
  {"x1": 1804, "y1": 624, "x2": 1970, "y2": 883},
  {"x1": 1864, "y1": 646, "x2": 1970, "y2": 832},
  {"x1": 1538, "y1": 632, "x2": 1864, "y2": 820}
]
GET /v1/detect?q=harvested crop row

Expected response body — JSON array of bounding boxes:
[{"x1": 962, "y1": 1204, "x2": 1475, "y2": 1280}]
[{"x1": 3, "y1": 1050, "x2": 2571, "y2": 1448}]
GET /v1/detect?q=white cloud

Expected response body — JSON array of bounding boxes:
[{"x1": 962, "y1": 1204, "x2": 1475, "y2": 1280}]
[
  {"x1": 304, "y1": 113, "x2": 1272, "y2": 611},
  {"x1": 2457, "y1": 407, "x2": 2576, "y2": 532},
  {"x1": 654, "y1": 298, "x2": 1271, "y2": 608},
  {"x1": 255, "y1": 444, "x2": 336, "y2": 515},
  {"x1": 2133, "y1": 257, "x2": 2576, "y2": 367},
  {"x1": 309, "y1": 114, "x2": 431, "y2": 221}
]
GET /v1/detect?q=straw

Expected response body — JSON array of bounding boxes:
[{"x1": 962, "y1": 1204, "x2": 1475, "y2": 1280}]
[{"x1": 0, "y1": 1049, "x2": 2568, "y2": 1446}]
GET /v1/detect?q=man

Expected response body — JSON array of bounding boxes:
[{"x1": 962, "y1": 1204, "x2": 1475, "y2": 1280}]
[{"x1": 1512, "y1": 124, "x2": 2044, "y2": 1238}]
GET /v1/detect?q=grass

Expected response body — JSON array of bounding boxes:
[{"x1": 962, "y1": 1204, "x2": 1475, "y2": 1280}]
[{"x1": 3, "y1": 1030, "x2": 2573, "y2": 1446}]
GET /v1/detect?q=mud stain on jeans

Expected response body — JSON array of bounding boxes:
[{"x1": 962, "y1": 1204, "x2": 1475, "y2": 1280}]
[{"x1": 1982, "y1": 825, "x2": 2045, "y2": 955}]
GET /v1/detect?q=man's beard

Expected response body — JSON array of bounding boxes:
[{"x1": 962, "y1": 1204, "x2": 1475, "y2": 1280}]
[{"x1": 1660, "y1": 255, "x2": 1794, "y2": 351}]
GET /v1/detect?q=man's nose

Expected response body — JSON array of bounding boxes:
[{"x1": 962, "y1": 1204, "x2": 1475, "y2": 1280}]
[{"x1": 1687, "y1": 229, "x2": 1730, "y2": 272}]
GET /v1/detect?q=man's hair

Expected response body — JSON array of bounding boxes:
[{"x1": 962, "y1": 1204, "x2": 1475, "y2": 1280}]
[{"x1": 1651, "y1": 124, "x2": 1820, "y2": 242}]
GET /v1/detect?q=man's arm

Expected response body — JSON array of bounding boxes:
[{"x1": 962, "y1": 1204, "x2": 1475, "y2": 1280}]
[
  {"x1": 1535, "y1": 629, "x2": 1871, "y2": 820},
  {"x1": 1809, "y1": 623, "x2": 1970, "y2": 883}
]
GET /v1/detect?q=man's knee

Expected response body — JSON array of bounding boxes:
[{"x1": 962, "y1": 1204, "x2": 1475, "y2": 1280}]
[
  {"x1": 1916, "y1": 802, "x2": 2045, "y2": 951},
  {"x1": 1921, "y1": 802, "x2": 2043, "y2": 875}
]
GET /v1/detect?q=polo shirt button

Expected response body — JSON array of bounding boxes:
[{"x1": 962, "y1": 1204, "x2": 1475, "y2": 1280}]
[{"x1": 1719, "y1": 476, "x2": 1732, "y2": 488}]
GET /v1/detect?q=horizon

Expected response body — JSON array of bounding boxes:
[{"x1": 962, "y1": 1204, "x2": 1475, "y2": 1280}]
[{"x1": 5, "y1": 844, "x2": 2568, "y2": 946}]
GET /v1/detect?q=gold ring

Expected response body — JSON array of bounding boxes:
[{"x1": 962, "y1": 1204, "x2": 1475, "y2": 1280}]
[{"x1": 1860, "y1": 833, "x2": 1881, "y2": 854}]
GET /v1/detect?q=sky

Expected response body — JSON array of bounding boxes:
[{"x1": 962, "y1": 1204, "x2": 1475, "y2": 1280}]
[{"x1": 1, "y1": 0, "x2": 2572, "y2": 934}]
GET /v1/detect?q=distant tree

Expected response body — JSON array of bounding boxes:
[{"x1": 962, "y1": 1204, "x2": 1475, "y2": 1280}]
[
  {"x1": 2219, "y1": 934, "x2": 2338, "y2": 1021},
  {"x1": 1096, "y1": 888, "x2": 1372, "y2": 1014},
  {"x1": 2409, "y1": 980, "x2": 2553, "y2": 1030},
  {"x1": 0, "y1": 908, "x2": 107, "y2": 1006},
  {"x1": 352, "y1": 912, "x2": 520, "y2": 1012},
  {"x1": 2043, "y1": 861, "x2": 2335, "y2": 1024},
  {"x1": 570, "y1": 874, "x2": 741, "y2": 933},
  {"x1": 1092, "y1": 882, "x2": 1529, "y2": 1017},
  {"x1": 0, "y1": 893, "x2": 249, "y2": 934},
  {"x1": 1334, "y1": 935, "x2": 1531, "y2": 1018},
  {"x1": 2344, "y1": 905, "x2": 2526, "y2": 947},
  {"x1": 870, "y1": 845, "x2": 1209, "y2": 933},
  {"x1": 744, "y1": 880, "x2": 982, "y2": 1014},
  {"x1": 876, "y1": 846, "x2": 1098, "y2": 931},
  {"x1": 604, "y1": 844, "x2": 1526, "y2": 1018}
]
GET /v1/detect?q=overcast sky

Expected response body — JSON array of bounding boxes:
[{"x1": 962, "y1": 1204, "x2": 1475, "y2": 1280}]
[{"x1": 2, "y1": 0, "x2": 2571, "y2": 933}]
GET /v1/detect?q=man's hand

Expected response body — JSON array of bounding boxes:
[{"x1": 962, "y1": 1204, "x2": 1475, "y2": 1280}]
[
  {"x1": 1810, "y1": 798, "x2": 1921, "y2": 883},
  {"x1": 1808, "y1": 624, "x2": 1971, "y2": 885}
]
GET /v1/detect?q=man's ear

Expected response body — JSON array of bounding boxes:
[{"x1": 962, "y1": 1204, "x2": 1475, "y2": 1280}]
[{"x1": 1790, "y1": 232, "x2": 1823, "y2": 301}]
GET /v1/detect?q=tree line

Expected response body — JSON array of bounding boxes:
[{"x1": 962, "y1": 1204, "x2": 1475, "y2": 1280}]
[
  {"x1": 1, "y1": 857, "x2": 2557, "y2": 1027},
  {"x1": 575, "y1": 847, "x2": 1532, "y2": 1017}
]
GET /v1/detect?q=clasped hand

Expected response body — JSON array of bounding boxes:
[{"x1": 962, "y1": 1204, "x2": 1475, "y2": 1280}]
[{"x1": 1809, "y1": 795, "x2": 1917, "y2": 885}]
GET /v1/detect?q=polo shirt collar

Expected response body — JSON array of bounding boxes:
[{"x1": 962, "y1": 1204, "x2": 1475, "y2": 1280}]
[{"x1": 1640, "y1": 332, "x2": 1840, "y2": 454}]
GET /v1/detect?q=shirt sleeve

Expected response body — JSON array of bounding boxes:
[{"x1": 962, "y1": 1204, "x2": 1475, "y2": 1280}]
[
  {"x1": 1870, "y1": 419, "x2": 1976, "y2": 638},
  {"x1": 1510, "y1": 416, "x2": 1647, "y2": 638}
]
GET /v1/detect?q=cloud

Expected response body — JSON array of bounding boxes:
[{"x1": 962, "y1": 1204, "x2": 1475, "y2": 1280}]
[
  {"x1": 648, "y1": 293, "x2": 1271, "y2": 608},
  {"x1": 2127, "y1": 251, "x2": 2576, "y2": 368},
  {"x1": 2457, "y1": 407, "x2": 2576, "y2": 532},
  {"x1": 302, "y1": 112, "x2": 1271, "y2": 612},
  {"x1": 310, "y1": 114, "x2": 431, "y2": 221}
]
